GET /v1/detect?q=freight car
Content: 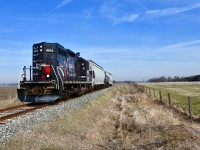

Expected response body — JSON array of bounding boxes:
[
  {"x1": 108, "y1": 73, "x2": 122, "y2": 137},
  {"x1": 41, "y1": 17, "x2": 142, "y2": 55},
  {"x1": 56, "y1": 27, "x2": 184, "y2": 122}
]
[
  {"x1": 88, "y1": 60, "x2": 105, "y2": 89},
  {"x1": 17, "y1": 42, "x2": 113, "y2": 103},
  {"x1": 105, "y1": 72, "x2": 113, "y2": 87}
]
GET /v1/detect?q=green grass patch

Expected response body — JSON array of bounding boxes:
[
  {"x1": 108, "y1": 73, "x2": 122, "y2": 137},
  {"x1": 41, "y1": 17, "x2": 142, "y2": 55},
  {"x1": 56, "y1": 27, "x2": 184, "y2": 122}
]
[{"x1": 140, "y1": 82, "x2": 200, "y2": 116}]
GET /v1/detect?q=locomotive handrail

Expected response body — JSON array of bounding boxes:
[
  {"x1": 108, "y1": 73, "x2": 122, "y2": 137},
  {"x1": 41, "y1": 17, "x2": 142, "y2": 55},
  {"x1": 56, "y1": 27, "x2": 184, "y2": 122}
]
[
  {"x1": 18, "y1": 67, "x2": 25, "y2": 88},
  {"x1": 18, "y1": 65, "x2": 60, "y2": 89},
  {"x1": 57, "y1": 67, "x2": 64, "y2": 90},
  {"x1": 49, "y1": 65, "x2": 59, "y2": 89}
]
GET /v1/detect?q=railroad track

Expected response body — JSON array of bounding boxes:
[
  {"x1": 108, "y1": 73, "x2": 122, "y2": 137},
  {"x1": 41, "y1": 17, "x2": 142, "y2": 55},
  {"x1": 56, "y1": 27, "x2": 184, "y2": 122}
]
[
  {"x1": 0, "y1": 93, "x2": 87, "y2": 124},
  {"x1": 0, "y1": 90, "x2": 103, "y2": 124},
  {"x1": 0, "y1": 104, "x2": 48, "y2": 123}
]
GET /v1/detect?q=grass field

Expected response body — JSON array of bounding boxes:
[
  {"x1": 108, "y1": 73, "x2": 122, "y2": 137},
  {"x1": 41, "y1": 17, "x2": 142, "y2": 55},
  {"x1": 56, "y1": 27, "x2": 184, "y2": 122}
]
[{"x1": 140, "y1": 82, "x2": 200, "y2": 116}]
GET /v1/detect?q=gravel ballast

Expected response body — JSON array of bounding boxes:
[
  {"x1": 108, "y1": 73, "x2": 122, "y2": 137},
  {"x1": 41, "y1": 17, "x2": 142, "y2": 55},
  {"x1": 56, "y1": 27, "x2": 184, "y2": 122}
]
[{"x1": 0, "y1": 88, "x2": 110, "y2": 142}]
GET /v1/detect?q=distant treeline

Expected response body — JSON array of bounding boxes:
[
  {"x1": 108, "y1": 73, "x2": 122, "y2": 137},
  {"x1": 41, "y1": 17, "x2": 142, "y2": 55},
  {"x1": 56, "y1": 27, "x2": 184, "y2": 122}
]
[
  {"x1": 148, "y1": 75, "x2": 200, "y2": 82},
  {"x1": 114, "y1": 81, "x2": 137, "y2": 84}
]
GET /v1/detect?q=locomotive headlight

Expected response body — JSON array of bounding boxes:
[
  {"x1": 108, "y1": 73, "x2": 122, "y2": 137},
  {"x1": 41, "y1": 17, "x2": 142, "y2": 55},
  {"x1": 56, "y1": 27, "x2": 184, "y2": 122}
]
[
  {"x1": 46, "y1": 74, "x2": 50, "y2": 78},
  {"x1": 22, "y1": 74, "x2": 25, "y2": 78},
  {"x1": 40, "y1": 45, "x2": 43, "y2": 48},
  {"x1": 22, "y1": 74, "x2": 26, "y2": 81},
  {"x1": 40, "y1": 49, "x2": 43, "y2": 52}
]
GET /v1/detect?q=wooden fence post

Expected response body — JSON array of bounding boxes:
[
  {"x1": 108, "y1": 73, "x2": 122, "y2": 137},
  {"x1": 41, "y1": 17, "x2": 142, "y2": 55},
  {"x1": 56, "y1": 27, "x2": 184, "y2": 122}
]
[
  {"x1": 145, "y1": 88, "x2": 148, "y2": 94},
  {"x1": 9, "y1": 88, "x2": 11, "y2": 101},
  {"x1": 159, "y1": 91, "x2": 162, "y2": 102},
  {"x1": 149, "y1": 88, "x2": 151, "y2": 97},
  {"x1": 188, "y1": 96, "x2": 192, "y2": 118},
  {"x1": 168, "y1": 93, "x2": 172, "y2": 107},
  {"x1": 153, "y1": 89, "x2": 156, "y2": 99}
]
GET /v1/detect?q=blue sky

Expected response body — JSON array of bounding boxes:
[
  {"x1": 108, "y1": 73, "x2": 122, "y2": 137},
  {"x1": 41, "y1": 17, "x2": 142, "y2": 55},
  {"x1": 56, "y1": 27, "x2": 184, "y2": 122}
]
[{"x1": 1, "y1": 0, "x2": 200, "y2": 82}]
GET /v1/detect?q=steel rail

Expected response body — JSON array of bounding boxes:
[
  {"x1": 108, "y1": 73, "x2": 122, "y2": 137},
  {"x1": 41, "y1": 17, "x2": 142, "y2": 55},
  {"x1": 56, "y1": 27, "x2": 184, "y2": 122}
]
[
  {"x1": 0, "y1": 104, "x2": 30, "y2": 113},
  {"x1": 0, "y1": 104, "x2": 48, "y2": 122}
]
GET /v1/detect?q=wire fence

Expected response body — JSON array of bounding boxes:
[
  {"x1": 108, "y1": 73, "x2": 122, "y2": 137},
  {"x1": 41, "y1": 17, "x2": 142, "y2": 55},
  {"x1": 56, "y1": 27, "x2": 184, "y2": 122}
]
[{"x1": 136, "y1": 84, "x2": 200, "y2": 119}]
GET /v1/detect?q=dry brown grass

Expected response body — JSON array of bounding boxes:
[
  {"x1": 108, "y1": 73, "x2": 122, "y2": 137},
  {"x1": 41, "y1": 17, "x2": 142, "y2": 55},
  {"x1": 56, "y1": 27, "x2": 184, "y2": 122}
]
[
  {"x1": 0, "y1": 100, "x2": 24, "y2": 109},
  {"x1": 109, "y1": 84, "x2": 200, "y2": 149},
  {"x1": 1, "y1": 83, "x2": 200, "y2": 150},
  {"x1": 0, "y1": 86, "x2": 118, "y2": 150},
  {"x1": 0, "y1": 86, "x2": 24, "y2": 109},
  {"x1": 0, "y1": 86, "x2": 17, "y2": 100}
]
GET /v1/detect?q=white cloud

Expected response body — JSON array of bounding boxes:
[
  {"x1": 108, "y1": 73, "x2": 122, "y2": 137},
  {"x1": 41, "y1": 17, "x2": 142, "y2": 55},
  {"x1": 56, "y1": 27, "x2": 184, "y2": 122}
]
[
  {"x1": 111, "y1": 13, "x2": 139, "y2": 25},
  {"x1": 145, "y1": 2, "x2": 200, "y2": 17},
  {"x1": 101, "y1": 2, "x2": 200, "y2": 24},
  {"x1": 163, "y1": 40, "x2": 200, "y2": 49},
  {"x1": 53, "y1": 0, "x2": 72, "y2": 11},
  {"x1": 156, "y1": 40, "x2": 200, "y2": 60}
]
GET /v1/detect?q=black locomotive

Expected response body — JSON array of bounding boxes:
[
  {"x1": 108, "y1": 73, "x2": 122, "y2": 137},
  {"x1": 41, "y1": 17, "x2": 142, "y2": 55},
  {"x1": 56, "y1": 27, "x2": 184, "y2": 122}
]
[{"x1": 17, "y1": 42, "x2": 113, "y2": 103}]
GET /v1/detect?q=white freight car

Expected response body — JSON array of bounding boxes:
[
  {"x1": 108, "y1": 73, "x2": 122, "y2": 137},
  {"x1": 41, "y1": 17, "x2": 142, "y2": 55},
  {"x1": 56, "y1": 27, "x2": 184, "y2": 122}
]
[
  {"x1": 106, "y1": 72, "x2": 113, "y2": 86},
  {"x1": 88, "y1": 60, "x2": 105, "y2": 89}
]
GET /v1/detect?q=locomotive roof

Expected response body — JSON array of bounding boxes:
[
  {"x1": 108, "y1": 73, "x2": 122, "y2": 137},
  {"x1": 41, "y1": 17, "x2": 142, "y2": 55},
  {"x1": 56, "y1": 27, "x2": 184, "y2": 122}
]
[{"x1": 33, "y1": 42, "x2": 76, "y2": 55}]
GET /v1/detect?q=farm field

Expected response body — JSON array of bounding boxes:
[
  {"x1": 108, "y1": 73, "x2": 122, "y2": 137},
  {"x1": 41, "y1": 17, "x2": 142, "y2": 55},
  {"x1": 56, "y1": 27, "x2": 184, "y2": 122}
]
[
  {"x1": 0, "y1": 86, "x2": 17, "y2": 101},
  {"x1": 0, "y1": 83, "x2": 200, "y2": 149},
  {"x1": 140, "y1": 82, "x2": 200, "y2": 116},
  {"x1": 0, "y1": 86, "x2": 24, "y2": 109}
]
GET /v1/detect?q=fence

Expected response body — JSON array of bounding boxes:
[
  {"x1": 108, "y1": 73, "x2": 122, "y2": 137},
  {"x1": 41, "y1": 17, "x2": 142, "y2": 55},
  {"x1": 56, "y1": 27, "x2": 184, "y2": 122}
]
[{"x1": 136, "y1": 84, "x2": 200, "y2": 119}]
